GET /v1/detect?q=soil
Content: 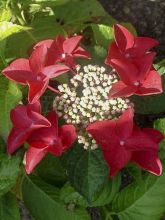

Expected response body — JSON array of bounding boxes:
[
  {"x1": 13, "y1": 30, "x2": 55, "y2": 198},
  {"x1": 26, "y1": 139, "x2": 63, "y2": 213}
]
[{"x1": 21, "y1": 0, "x2": 165, "y2": 219}]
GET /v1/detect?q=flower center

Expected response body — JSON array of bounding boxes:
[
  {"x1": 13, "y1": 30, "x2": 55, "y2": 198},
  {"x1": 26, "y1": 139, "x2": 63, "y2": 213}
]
[
  {"x1": 54, "y1": 64, "x2": 131, "y2": 150},
  {"x1": 61, "y1": 53, "x2": 66, "y2": 59},
  {"x1": 133, "y1": 81, "x2": 140, "y2": 86},
  {"x1": 120, "y1": 140, "x2": 125, "y2": 146},
  {"x1": 125, "y1": 53, "x2": 131, "y2": 58}
]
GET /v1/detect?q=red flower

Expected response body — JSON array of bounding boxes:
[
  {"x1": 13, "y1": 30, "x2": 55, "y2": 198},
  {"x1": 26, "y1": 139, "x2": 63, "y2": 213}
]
[
  {"x1": 108, "y1": 54, "x2": 163, "y2": 98},
  {"x1": 105, "y1": 24, "x2": 158, "y2": 64},
  {"x1": 2, "y1": 45, "x2": 70, "y2": 103},
  {"x1": 87, "y1": 108, "x2": 163, "y2": 177},
  {"x1": 8, "y1": 102, "x2": 51, "y2": 154},
  {"x1": 34, "y1": 35, "x2": 91, "y2": 68},
  {"x1": 25, "y1": 111, "x2": 77, "y2": 174}
]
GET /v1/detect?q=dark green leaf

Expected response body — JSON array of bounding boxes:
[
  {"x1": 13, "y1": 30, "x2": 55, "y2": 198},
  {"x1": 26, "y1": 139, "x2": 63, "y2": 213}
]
[
  {"x1": 0, "y1": 192, "x2": 20, "y2": 220},
  {"x1": 60, "y1": 174, "x2": 121, "y2": 207},
  {"x1": 22, "y1": 175, "x2": 90, "y2": 220},
  {"x1": 0, "y1": 77, "x2": 22, "y2": 140},
  {"x1": 35, "y1": 154, "x2": 67, "y2": 186},
  {"x1": 66, "y1": 144, "x2": 109, "y2": 203}
]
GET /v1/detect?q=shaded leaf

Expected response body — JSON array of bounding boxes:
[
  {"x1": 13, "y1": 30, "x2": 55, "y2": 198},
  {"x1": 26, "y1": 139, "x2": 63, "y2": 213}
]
[
  {"x1": 0, "y1": 192, "x2": 20, "y2": 220},
  {"x1": 66, "y1": 144, "x2": 109, "y2": 203},
  {"x1": 22, "y1": 175, "x2": 90, "y2": 220}
]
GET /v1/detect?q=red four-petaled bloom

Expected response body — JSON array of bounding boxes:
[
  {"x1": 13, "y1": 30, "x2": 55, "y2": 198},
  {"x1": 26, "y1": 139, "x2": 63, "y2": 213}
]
[
  {"x1": 87, "y1": 108, "x2": 164, "y2": 177},
  {"x1": 24, "y1": 111, "x2": 77, "y2": 174},
  {"x1": 105, "y1": 24, "x2": 159, "y2": 63},
  {"x1": 33, "y1": 35, "x2": 91, "y2": 69},
  {"x1": 105, "y1": 24, "x2": 163, "y2": 98},
  {"x1": 2, "y1": 45, "x2": 70, "y2": 103},
  {"x1": 8, "y1": 101, "x2": 51, "y2": 154}
]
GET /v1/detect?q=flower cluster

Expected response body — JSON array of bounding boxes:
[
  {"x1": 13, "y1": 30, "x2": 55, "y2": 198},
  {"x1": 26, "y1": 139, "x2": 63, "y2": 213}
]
[
  {"x1": 54, "y1": 64, "x2": 131, "y2": 150},
  {"x1": 2, "y1": 24, "x2": 164, "y2": 177}
]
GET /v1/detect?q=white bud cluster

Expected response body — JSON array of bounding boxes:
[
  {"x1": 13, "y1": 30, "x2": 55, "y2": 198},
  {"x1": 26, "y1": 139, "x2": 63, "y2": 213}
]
[{"x1": 53, "y1": 64, "x2": 131, "y2": 150}]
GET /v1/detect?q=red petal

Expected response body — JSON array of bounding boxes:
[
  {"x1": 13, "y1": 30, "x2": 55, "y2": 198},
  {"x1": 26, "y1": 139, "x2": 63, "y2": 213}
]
[
  {"x1": 114, "y1": 24, "x2": 134, "y2": 52},
  {"x1": 28, "y1": 101, "x2": 41, "y2": 113},
  {"x1": 131, "y1": 37, "x2": 159, "y2": 57},
  {"x1": 87, "y1": 120, "x2": 118, "y2": 150},
  {"x1": 142, "y1": 128, "x2": 164, "y2": 144},
  {"x1": 109, "y1": 81, "x2": 136, "y2": 98},
  {"x1": 110, "y1": 59, "x2": 138, "y2": 84},
  {"x1": 33, "y1": 39, "x2": 53, "y2": 50},
  {"x1": 2, "y1": 59, "x2": 33, "y2": 85},
  {"x1": 59, "y1": 124, "x2": 77, "y2": 151},
  {"x1": 27, "y1": 80, "x2": 48, "y2": 103},
  {"x1": 105, "y1": 42, "x2": 124, "y2": 65},
  {"x1": 132, "y1": 150, "x2": 162, "y2": 176},
  {"x1": 103, "y1": 146, "x2": 132, "y2": 177},
  {"x1": 42, "y1": 64, "x2": 70, "y2": 79},
  {"x1": 7, "y1": 128, "x2": 31, "y2": 154},
  {"x1": 133, "y1": 53, "x2": 156, "y2": 81},
  {"x1": 10, "y1": 105, "x2": 31, "y2": 128},
  {"x1": 27, "y1": 110, "x2": 51, "y2": 129},
  {"x1": 126, "y1": 128, "x2": 158, "y2": 151},
  {"x1": 29, "y1": 45, "x2": 48, "y2": 74},
  {"x1": 136, "y1": 70, "x2": 163, "y2": 96},
  {"x1": 25, "y1": 146, "x2": 47, "y2": 174},
  {"x1": 73, "y1": 46, "x2": 91, "y2": 59},
  {"x1": 116, "y1": 108, "x2": 134, "y2": 139},
  {"x1": 27, "y1": 111, "x2": 58, "y2": 147},
  {"x1": 63, "y1": 36, "x2": 83, "y2": 54}
]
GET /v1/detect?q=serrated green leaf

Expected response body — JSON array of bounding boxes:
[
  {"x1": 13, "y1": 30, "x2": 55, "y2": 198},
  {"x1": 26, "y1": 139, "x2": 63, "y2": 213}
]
[
  {"x1": 0, "y1": 192, "x2": 20, "y2": 220},
  {"x1": 0, "y1": 77, "x2": 22, "y2": 140},
  {"x1": 66, "y1": 144, "x2": 109, "y2": 203},
  {"x1": 22, "y1": 175, "x2": 90, "y2": 220},
  {"x1": 60, "y1": 174, "x2": 121, "y2": 207},
  {"x1": 91, "y1": 24, "x2": 114, "y2": 48},
  {"x1": 0, "y1": 154, "x2": 20, "y2": 196}
]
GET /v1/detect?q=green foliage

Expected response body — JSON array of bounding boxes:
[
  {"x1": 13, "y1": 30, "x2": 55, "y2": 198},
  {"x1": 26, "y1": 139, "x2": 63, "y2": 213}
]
[
  {"x1": 66, "y1": 144, "x2": 109, "y2": 203},
  {"x1": 0, "y1": 153, "x2": 20, "y2": 196},
  {"x1": 112, "y1": 168, "x2": 165, "y2": 220},
  {"x1": 22, "y1": 175, "x2": 90, "y2": 220},
  {"x1": 35, "y1": 154, "x2": 67, "y2": 187},
  {"x1": 0, "y1": 192, "x2": 20, "y2": 220},
  {"x1": 60, "y1": 174, "x2": 121, "y2": 207},
  {"x1": 91, "y1": 24, "x2": 114, "y2": 48},
  {"x1": 0, "y1": 77, "x2": 22, "y2": 140}
]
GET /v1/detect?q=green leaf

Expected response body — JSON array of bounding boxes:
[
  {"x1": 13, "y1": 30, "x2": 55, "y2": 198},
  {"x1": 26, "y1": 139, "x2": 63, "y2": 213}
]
[
  {"x1": 60, "y1": 174, "x2": 121, "y2": 207},
  {"x1": 52, "y1": 0, "x2": 110, "y2": 34},
  {"x1": 0, "y1": 77, "x2": 22, "y2": 140},
  {"x1": 66, "y1": 144, "x2": 109, "y2": 203},
  {"x1": 35, "y1": 154, "x2": 67, "y2": 186},
  {"x1": 0, "y1": 153, "x2": 20, "y2": 196},
  {"x1": 0, "y1": 192, "x2": 20, "y2": 220},
  {"x1": 91, "y1": 24, "x2": 114, "y2": 48},
  {"x1": 154, "y1": 59, "x2": 165, "y2": 76},
  {"x1": 0, "y1": 21, "x2": 27, "y2": 69},
  {"x1": 5, "y1": 16, "x2": 65, "y2": 60},
  {"x1": 22, "y1": 175, "x2": 90, "y2": 220},
  {"x1": 112, "y1": 171, "x2": 165, "y2": 220}
]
